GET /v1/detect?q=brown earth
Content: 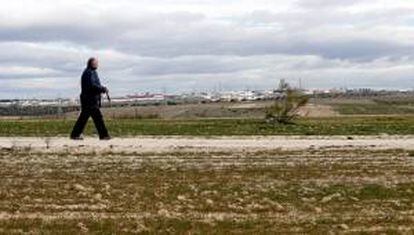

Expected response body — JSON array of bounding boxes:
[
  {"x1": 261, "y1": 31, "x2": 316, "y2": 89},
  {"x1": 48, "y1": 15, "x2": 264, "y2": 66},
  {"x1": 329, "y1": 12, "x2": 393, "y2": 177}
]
[{"x1": 0, "y1": 136, "x2": 413, "y2": 233}]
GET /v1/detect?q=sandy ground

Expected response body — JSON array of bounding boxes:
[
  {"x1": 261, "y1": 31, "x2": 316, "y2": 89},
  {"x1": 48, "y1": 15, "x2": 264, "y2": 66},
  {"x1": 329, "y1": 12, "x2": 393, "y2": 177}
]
[
  {"x1": 298, "y1": 104, "x2": 339, "y2": 117},
  {"x1": 1, "y1": 135, "x2": 414, "y2": 152}
]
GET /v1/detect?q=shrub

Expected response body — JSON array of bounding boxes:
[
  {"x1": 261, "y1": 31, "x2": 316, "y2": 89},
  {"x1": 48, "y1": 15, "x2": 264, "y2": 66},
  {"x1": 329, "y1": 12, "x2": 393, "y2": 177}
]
[{"x1": 265, "y1": 89, "x2": 309, "y2": 125}]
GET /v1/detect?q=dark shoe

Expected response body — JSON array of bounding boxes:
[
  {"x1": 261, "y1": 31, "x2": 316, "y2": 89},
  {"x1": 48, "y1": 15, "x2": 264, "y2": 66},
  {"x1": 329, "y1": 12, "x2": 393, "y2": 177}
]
[
  {"x1": 100, "y1": 136, "x2": 112, "y2": 140},
  {"x1": 70, "y1": 136, "x2": 84, "y2": 140}
]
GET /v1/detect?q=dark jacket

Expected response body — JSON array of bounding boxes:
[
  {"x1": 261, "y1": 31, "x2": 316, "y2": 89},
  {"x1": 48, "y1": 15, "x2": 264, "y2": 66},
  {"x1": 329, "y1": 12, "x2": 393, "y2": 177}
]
[{"x1": 80, "y1": 67, "x2": 106, "y2": 108}]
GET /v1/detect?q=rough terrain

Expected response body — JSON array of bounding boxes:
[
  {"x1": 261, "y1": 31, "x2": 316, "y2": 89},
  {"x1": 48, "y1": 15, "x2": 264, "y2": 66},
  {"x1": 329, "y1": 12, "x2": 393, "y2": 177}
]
[{"x1": 0, "y1": 136, "x2": 413, "y2": 233}]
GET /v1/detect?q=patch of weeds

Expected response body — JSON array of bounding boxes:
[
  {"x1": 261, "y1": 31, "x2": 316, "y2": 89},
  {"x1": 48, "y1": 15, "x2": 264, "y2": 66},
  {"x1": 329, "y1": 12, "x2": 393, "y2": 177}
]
[{"x1": 357, "y1": 184, "x2": 395, "y2": 200}]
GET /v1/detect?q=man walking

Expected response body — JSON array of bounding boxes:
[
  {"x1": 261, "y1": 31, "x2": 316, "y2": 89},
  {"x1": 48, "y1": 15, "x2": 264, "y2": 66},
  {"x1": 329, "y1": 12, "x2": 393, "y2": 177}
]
[{"x1": 70, "y1": 57, "x2": 111, "y2": 140}]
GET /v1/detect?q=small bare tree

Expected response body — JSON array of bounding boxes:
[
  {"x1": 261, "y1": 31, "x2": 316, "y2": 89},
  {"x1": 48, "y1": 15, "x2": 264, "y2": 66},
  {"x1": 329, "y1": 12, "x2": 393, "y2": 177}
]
[{"x1": 266, "y1": 81, "x2": 309, "y2": 124}]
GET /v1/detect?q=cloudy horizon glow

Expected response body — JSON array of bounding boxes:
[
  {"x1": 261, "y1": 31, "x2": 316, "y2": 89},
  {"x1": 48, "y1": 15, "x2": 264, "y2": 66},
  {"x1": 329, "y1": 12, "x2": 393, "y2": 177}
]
[{"x1": 1, "y1": 0, "x2": 414, "y2": 99}]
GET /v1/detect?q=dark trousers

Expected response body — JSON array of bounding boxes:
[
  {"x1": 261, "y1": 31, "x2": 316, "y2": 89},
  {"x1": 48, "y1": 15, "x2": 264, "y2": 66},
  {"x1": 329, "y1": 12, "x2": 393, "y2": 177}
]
[{"x1": 70, "y1": 106, "x2": 109, "y2": 138}]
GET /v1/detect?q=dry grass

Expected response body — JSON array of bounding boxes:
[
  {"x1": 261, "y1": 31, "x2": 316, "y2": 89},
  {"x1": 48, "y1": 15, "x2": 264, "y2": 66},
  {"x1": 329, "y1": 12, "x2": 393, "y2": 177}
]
[{"x1": 0, "y1": 146, "x2": 413, "y2": 233}]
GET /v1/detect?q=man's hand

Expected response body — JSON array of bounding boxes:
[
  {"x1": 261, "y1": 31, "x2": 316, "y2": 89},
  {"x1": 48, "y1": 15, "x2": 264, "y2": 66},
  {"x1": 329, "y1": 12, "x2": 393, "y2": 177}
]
[{"x1": 102, "y1": 86, "x2": 109, "y2": 94}]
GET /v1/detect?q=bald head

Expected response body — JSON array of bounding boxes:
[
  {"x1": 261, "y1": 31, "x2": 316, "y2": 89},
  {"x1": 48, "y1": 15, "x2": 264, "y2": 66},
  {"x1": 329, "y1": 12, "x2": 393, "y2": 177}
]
[{"x1": 87, "y1": 57, "x2": 99, "y2": 70}]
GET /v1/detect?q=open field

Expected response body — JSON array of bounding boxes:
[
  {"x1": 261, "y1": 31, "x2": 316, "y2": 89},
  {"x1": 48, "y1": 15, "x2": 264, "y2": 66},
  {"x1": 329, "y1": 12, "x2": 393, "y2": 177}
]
[
  {"x1": 95, "y1": 102, "x2": 340, "y2": 119},
  {"x1": 60, "y1": 98, "x2": 414, "y2": 118},
  {"x1": 315, "y1": 96, "x2": 414, "y2": 115},
  {"x1": 1, "y1": 104, "x2": 413, "y2": 233},
  {"x1": 1, "y1": 136, "x2": 414, "y2": 233},
  {"x1": 2, "y1": 96, "x2": 414, "y2": 120},
  {"x1": 1, "y1": 116, "x2": 414, "y2": 137}
]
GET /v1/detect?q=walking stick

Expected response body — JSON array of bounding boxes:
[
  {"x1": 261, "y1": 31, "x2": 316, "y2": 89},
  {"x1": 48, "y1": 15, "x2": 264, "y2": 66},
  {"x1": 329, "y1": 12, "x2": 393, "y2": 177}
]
[{"x1": 106, "y1": 91, "x2": 111, "y2": 107}]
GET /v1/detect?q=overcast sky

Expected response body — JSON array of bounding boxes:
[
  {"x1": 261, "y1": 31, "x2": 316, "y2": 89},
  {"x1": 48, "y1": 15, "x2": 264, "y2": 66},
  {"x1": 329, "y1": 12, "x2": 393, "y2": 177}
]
[{"x1": 1, "y1": 0, "x2": 414, "y2": 98}]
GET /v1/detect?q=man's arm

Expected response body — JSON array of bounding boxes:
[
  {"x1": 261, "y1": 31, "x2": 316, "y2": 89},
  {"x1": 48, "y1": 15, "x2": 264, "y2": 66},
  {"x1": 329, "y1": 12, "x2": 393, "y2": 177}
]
[{"x1": 85, "y1": 70, "x2": 107, "y2": 94}]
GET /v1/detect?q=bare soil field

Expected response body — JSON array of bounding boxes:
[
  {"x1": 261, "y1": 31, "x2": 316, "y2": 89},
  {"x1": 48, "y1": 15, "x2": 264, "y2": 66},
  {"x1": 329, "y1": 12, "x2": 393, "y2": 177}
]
[
  {"x1": 62, "y1": 101, "x2": 339, "y2": 120},
  {"x1": 66, "y1": 102, "x2": 272, "y2": 120},
  {"x1": 1, "y1": 136, "x2": 414, "y2": 233}
]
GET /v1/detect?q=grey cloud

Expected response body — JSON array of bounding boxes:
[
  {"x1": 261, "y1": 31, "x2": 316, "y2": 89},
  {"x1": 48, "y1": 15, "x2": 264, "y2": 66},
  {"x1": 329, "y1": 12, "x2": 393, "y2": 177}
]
[
  {"x1": 1, "y1": 8, "x2": 413, "y2": 61},
  {"x1": 0, "y1": 0, "x2": 414, "y2": 98}
]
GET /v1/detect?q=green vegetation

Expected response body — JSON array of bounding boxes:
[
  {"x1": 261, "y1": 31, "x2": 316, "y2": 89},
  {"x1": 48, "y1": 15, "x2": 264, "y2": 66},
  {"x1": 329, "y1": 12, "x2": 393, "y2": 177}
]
[
  {"x1": 1, "y1": 116, "x2": 414, "y2": 136},
  {"x1": 333, "y1": 103, "x2": 414, "y2": 115},
  {"x1": 327, "y1": 96, "x2": 414, "y2": 115}
]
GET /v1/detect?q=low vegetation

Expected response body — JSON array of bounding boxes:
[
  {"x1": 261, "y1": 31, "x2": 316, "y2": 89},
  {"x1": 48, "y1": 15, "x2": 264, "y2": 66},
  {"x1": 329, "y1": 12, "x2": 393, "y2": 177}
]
[
  {"x1": 265, "y1": 89, "x2": 309, "y2": 124},
  {"x1": 0, "y1": 147, "x2": 413, "y2": 233},
  {"x1": 1, "y1": 116, "x2": 414, "y2": 137},
  {"x1": 323, "y1": 96, "x2": 414, "y2": 115},
  {"x1": 333, "y1": 103, "x2": 414, "y2": 115}
]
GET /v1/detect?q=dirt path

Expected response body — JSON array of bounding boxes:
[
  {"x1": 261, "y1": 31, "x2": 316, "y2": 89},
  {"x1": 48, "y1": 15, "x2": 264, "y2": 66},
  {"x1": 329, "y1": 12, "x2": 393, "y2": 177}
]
[{"x1": 1, "y1": 135, "x2": 414, "y2": 152}]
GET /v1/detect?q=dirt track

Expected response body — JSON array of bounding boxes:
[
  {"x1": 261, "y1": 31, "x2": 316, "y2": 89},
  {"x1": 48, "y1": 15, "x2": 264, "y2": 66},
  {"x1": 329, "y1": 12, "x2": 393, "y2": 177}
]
[{"x1": 1, "y1": 135, "x2": 414, "y2": 152}]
